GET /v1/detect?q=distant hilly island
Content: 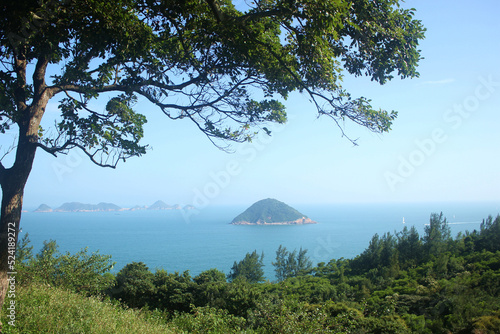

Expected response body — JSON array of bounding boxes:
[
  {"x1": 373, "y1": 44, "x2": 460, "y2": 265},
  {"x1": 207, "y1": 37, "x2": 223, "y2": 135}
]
[
  {"x1": 231, "y1": 198, "x2": 317, "y2": 225},
  {"x1": 33, "y1": 200, "x2": 195, "y2": 213}
]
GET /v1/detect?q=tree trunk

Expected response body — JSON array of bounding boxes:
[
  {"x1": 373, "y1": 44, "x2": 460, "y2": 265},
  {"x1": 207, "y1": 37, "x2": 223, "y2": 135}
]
[
  {"x1": 0, "y1": 177, "x2": 26, "y2": 309},
  {"x1": 0, "y1": 54, "x2": 49, "y2": 319},
  {"x1": 0, "y1": 124, "x2": 39, "y2": 323}
]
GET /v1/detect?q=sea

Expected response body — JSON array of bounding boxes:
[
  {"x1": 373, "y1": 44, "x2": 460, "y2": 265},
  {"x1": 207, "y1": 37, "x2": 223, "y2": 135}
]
[{"x1": 19, "y1": 201, "x2": 500, "y2": 281}]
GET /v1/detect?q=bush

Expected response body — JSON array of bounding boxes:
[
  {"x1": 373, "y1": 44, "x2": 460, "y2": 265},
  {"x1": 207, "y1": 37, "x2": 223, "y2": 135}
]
[
  {"x1": 172, "y1": 306, "x2": 247, "y2": 334},
  {"x1": 469, "y1": 311, "x2": 500, "y2": 334},
  {"x1": 17, "y1": 235, "x2": 115, "y2": 295},
  {"x1": 153, "y1": 269, "x2": 195, "y2": 313},
  {"x1": 248, "y1": 298, "x2": 333, "y2": 333},
  {"x1": 109, "y1": 262, "x2": 156, "y2": 308}
]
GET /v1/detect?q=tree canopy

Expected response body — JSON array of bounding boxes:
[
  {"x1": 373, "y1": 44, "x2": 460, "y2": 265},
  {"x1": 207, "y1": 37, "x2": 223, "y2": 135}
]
[
  {"x1": 273, "y1": 245, "x2": 313, "y2": 282},
  {"x1": 1, "y1": 0, "x2": 425, "y2": 166},
  {"x1": 227, "y1": 250, "x2": 265, "y2": 283}
]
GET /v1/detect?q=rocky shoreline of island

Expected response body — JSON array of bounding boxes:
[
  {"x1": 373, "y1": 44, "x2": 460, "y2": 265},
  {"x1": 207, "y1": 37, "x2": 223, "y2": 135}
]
[{"x1": 231, "y1": 217, "x2": 317, "y2": 225}]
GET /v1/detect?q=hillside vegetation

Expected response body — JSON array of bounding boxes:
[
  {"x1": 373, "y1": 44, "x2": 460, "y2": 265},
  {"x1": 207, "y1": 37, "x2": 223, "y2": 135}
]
[
  {"x1": 1, "y1": 284, "x2": 176, "y2": 334},
  {"x1": 3, "y1": 212, "x2": 500, "y2": 333}
]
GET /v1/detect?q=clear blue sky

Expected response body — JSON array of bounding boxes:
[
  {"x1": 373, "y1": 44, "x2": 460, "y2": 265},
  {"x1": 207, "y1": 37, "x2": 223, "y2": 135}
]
[{"x1": 5, "y1": 0, "x2": 500, "y2": 209}]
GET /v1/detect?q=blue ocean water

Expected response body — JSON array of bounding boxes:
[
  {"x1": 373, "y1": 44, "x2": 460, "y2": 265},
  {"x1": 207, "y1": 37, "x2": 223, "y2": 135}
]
[{"x1": 19, "y1": 201, "x2": 500, "y2": 281}]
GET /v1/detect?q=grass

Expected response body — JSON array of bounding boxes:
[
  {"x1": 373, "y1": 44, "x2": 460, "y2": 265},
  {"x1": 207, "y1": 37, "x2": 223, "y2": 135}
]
[{"x1": 1, "y1": 284, "x2": 179, "y2": 334}]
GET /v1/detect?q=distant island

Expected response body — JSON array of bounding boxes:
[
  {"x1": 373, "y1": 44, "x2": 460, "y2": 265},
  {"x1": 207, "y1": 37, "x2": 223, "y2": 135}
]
[
  {"x1": 231, "y1": 198, "x2": 318, "y2": 225},
  {"x1": 33, "y1": 201, "x2": 196, "y2": 213}
]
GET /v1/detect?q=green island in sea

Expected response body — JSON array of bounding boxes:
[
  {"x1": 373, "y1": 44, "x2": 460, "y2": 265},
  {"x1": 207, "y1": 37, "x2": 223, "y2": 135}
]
[{"x1": 231, "y1": 198, "x2": 318, "y2": 225}]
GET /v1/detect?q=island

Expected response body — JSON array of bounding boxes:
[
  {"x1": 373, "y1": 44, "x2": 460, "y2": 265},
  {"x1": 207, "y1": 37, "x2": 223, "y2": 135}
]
[
  {"x1": 34, "y1": 204, "x2": 53, "y2": 212},
  {"x1": 53, "y1": 202, "x2": 122, "y2": 212},
  {"x1": 148, "y1": 200, "x2": 176, "y2": 210},
  {"x1": 33, "y1": 201, "x2": 197, "y2": 212},
  {"x1": 231, "y1": 198, "x2": 318, "y2": 225}
]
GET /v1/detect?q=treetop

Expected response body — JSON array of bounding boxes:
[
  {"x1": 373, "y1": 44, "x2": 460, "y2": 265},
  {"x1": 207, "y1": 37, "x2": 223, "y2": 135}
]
[{"x1": 0, "y1": 0, "x2": 425, "y2": 167}]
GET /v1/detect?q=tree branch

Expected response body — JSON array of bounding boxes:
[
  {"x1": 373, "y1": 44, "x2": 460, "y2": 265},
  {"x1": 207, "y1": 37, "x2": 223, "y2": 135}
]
[
  {"x1": 205, "y1": 0, "x2": 226, "y2": 23},
  {"x1": 13, "y1": 55, "x2": 28, "y2": 114},
  {"x1": 233, "y1": 8, "x2": 293, "y2": 24},
  {"x1": 205, "y1": 0, "x2": 293, "y2": 24},
  {"x1": 0, "y1": 136, "x2": 17, "y2": 161},
  {"x1": 36, "y1": 141, "x2": 118, "y2": 168},
  {"x1": 33, "y1": 55, "x2": 49, "y2": 99},
  {"x1": 47, "y1": 74, "x2": 208, "y2": 98}
]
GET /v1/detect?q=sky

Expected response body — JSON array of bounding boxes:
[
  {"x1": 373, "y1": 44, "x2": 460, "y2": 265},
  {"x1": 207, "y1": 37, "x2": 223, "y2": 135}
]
[{"x1": 3, "y1": 0, "x2": 500, "y2": 210}]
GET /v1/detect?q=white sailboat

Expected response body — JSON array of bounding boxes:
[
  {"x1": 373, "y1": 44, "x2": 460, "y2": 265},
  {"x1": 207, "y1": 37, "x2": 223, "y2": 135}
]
[{"x1": 402, "y1": 217, "x2": 406, "y2": 224}]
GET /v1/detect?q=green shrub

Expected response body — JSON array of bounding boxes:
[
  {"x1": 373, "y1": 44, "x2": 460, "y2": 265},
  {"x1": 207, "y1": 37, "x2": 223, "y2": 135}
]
[
  {"x1": 109, "y1": 262, "x2": 156, "y2": 308},
  {"x1": 248, "y1": 298, "x2": 333, "y2": 333},
  {"x1": 172, "y1": 306, "x2": 247, "y2": 333},
  {"x1": 469, "y1": 311, "x2": 500, "y2": 334},
  {"x1": 153, "y1": 269, "x2": 195, "y2": 313},
  {"x1": 17, "y1": 235, "x2": 115, "y2": 295}
]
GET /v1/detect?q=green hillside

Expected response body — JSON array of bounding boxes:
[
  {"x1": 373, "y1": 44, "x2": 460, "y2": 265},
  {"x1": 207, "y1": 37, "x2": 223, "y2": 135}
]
[{"x1": 231, "y1": 198, "x2": 306, "y2": 224}]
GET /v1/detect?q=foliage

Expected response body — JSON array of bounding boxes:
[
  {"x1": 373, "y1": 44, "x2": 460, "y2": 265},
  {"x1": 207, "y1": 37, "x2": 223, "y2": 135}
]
[
  {"x1": 272, "y1": 245, "x2": 312, "y2": 282},
  {"x1": 110, "y1": 261, "x2": 156, "y2": 309},
  {"x1": 15, "y1": 232, "x2": 33, "y2": 263},
  {"x1": 1, "y1": 0, "x2": 425, "y2": 160},
  {"x1": 171, "y1": 306, "x2": 246, "y2": 334},
  {"x1": 477, "y1": 215, "x2": 500, "y2": 252},
  {"x1": 152, "y1": 269, "x2": 195, "y2": 313},
  {"x1": 423, "y1": 212, "x2": 451, "y2": 258},
  {"x1": 468, "y1": 311, "x2": 500, "y2": 334},
  {"x1": 227, "y1": 250, "x2": 265, "y2": 283},
  {"x1": 193, "y1": 268, "x2": 226, "y2": 285},
  {"x1": 16, "y1": 235, "x2": 115, "y2": 295},
  {"x1": 248, "y1": 298, "x2": 334, "y2": 333}
]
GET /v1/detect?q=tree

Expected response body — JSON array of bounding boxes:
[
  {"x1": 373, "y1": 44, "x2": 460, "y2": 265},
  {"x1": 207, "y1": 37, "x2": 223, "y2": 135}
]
[
  {"x1": 153, "y1": 269, "x2": 194, "y2": 313},
  {"x1": 194, "y1": 268, "x2": 227, "y2": 285},
  {"x1": 477, "y1": 215, "x2": 500, "y2": 252},
  {"x1": 110, "y1": 261, "x2": 156, "y2": 309},
  {"x1": 396, "y1": 225, "x2": 422, "y2": 268},
  {"x1": 423, "y1": 212, "x2": 451, "y2": 258},
  {"x1": 193, "y1": 268, "x2": 228, "y2": 308},
  {"x1": 0, "y1": 0, "x2": 425, "y2": 309},
  {"x1": 227, "y1": 250, "x2": 265, "y2": 283},
  {"x1": 273, "y1": 245, "x2": 312, "y2": 282}
]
